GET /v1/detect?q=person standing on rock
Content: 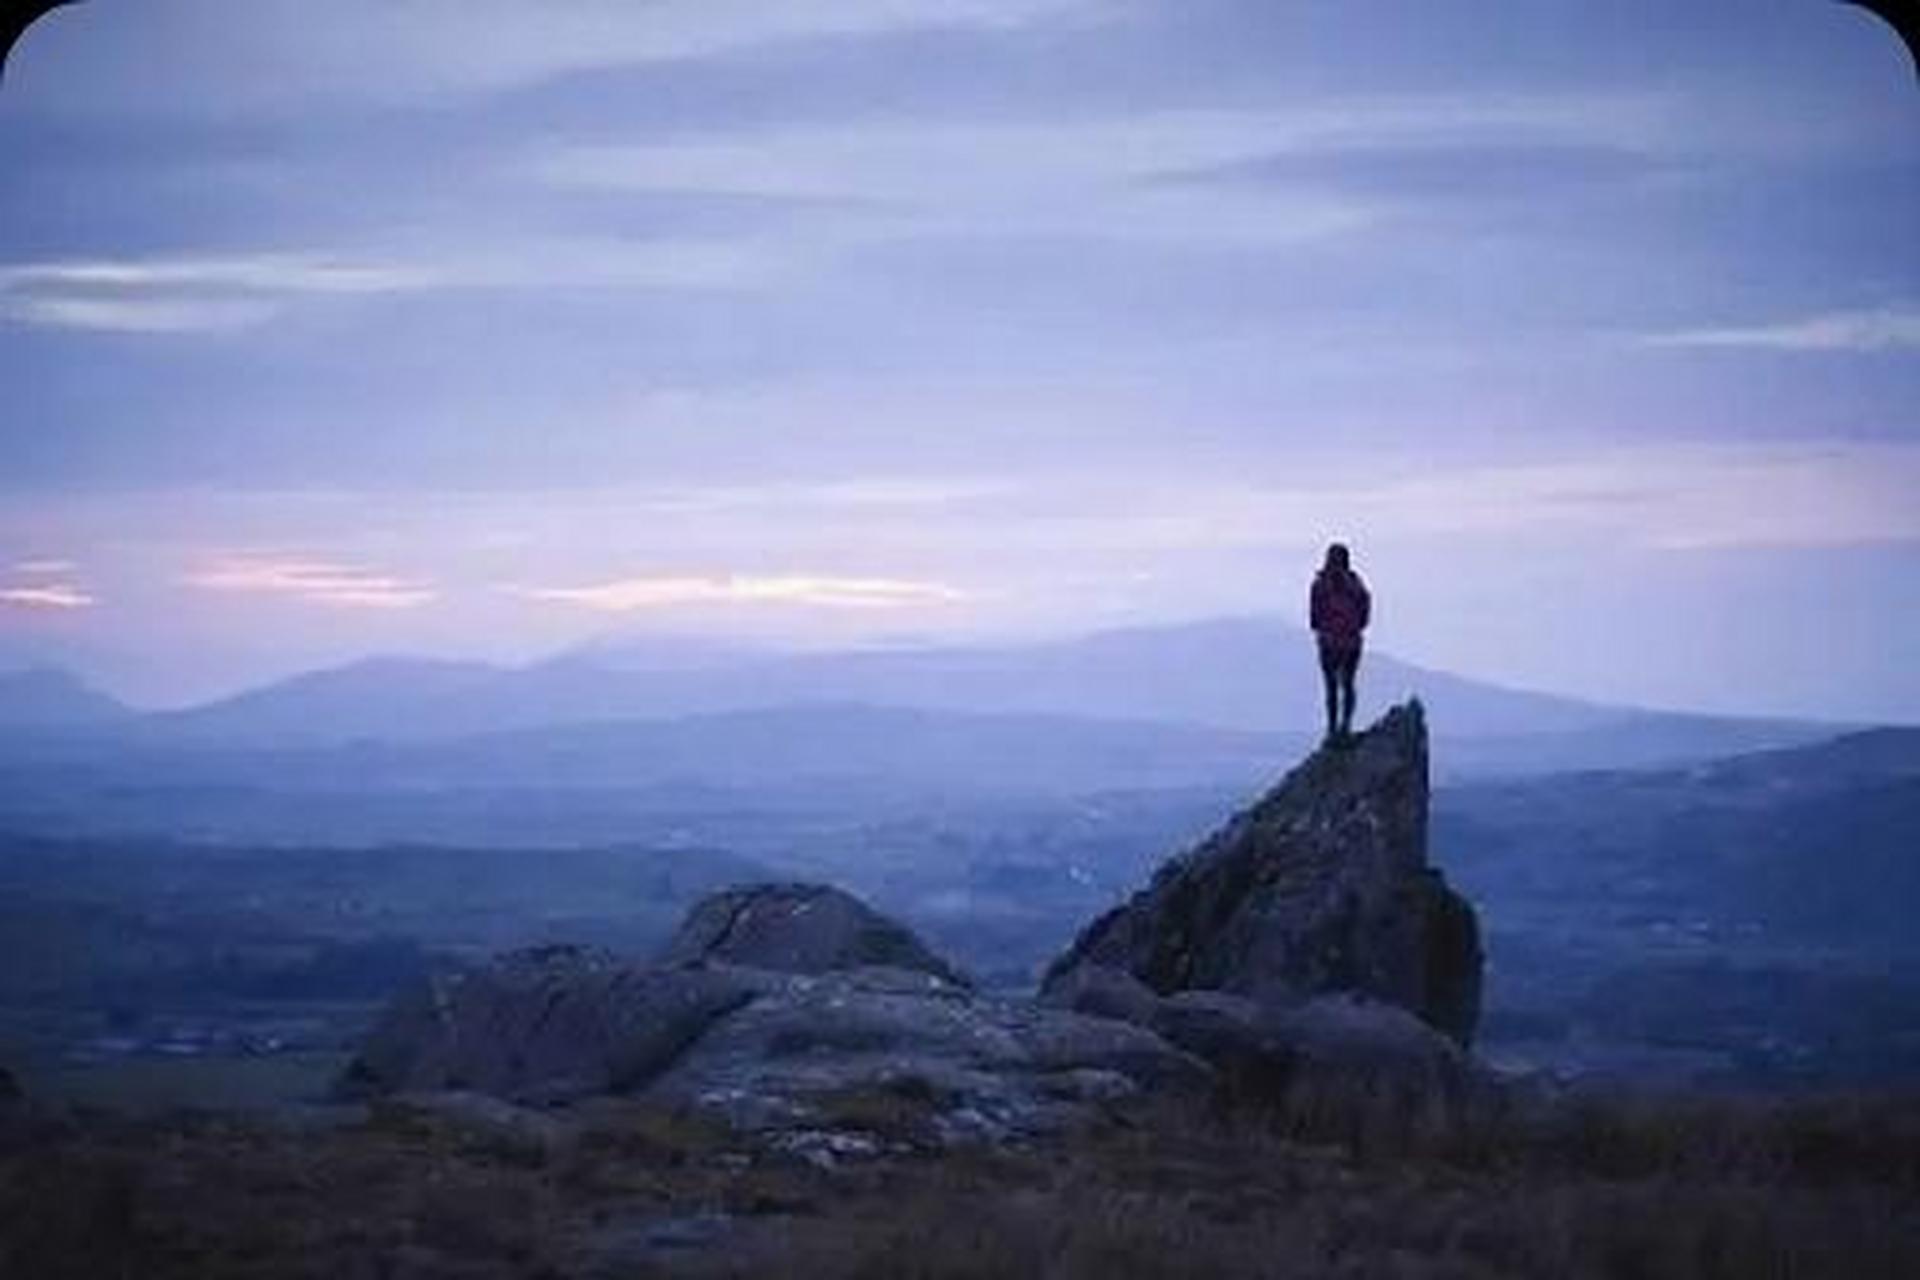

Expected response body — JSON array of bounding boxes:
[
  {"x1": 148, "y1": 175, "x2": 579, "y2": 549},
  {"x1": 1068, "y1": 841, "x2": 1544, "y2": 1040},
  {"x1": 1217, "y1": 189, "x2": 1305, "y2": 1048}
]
[{"x1": 1310, "y1": 542, "x2": 1370, "y2": 742}]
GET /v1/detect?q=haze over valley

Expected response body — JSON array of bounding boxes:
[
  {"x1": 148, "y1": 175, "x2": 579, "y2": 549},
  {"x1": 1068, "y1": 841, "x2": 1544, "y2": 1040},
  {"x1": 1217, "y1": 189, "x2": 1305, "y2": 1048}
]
[{"x1": 2, "y1": 617, "x2": 1913, "y2": 1095}]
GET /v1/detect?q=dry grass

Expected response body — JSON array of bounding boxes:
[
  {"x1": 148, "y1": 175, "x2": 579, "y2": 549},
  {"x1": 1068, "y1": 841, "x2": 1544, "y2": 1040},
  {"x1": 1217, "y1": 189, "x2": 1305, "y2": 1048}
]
[
  {"x1": 2, "y1": 1076, "x2": 1917, "y2": 1279},
  {"x1": 721, "y1": 1081, "x2": 1920, "y2": 1280}
]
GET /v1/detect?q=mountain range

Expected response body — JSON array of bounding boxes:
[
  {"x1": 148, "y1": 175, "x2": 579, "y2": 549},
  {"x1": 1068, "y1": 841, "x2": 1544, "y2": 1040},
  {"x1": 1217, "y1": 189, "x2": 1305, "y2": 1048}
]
[{"x1": 0, "y1": 617, "x2": 1853, "y2": 781}]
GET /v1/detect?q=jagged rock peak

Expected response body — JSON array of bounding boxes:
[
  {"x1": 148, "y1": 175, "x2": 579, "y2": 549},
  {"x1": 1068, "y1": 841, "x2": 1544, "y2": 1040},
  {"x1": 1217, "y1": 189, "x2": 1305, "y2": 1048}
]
[
  {"x1": 658, "y1": 881, "x2": 972, "y2": 988},
  {"x1": 1043, "y1": 699, "x2": 1483, "y2": 1045}
]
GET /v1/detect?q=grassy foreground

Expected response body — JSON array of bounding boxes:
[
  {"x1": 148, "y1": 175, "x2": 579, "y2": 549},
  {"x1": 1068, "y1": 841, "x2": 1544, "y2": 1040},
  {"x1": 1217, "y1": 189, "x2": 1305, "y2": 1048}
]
[{"x1": 2, "y1": 1075, "x2": 1917, "y2": 1279}]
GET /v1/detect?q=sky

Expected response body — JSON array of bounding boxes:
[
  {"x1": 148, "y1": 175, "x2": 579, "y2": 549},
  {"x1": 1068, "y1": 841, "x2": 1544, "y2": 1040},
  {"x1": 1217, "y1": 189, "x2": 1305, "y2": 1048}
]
[{"x1": 0, "y1": 0, "x2": 1916, "y2": 718}]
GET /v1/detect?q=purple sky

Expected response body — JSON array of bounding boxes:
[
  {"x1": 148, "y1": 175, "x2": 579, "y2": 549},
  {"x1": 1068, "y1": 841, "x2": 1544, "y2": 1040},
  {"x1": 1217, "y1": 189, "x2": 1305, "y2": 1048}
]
[{"x1": 1, "y1": 1, "x2": 1916, "y2": 718}]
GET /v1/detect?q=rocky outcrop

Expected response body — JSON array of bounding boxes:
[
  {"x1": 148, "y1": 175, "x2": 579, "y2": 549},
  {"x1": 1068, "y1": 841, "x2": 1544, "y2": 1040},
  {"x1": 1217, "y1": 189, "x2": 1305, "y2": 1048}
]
[
  {"x1": 344, "y1": 706, "x2": 1488, "y2": 1144},
  {"x1": 342, "y1": 900, "x2": 1206, "y2": 1139},
  {"x1": 657, "y1": 882, "x2": 969, "y2": 988},
  {"x1": 1043, "y1": 701, "x2": 1483, "y2": 1045}
]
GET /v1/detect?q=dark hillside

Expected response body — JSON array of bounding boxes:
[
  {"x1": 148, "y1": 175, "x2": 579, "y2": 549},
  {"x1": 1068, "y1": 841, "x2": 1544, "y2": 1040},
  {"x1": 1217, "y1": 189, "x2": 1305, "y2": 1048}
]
[{"x1": 1435, "y1": 727, "x2": 1920, "y2": 1086}]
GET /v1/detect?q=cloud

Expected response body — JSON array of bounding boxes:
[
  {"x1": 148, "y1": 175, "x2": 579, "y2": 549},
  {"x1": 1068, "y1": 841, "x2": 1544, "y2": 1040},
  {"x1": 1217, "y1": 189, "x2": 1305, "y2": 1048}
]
[
  {"x1": 1643, "y1": 305, "x2": 1920, "y2": 352},
  {"x1": 0, "y1": 87, "x2": 1682, "y2": 338},
  {"x1": 20, "y1": 0, "x2": 1104, "y2": 118},
  {"x1": 516, "y1": 574, "x2": 967, "y2": 612},
  {"x1": 0, "y1": 584, "x2": 94, "y2": 609},
  {"x1": 1151, "y1": 140, "x2": 1667, "y2": 205},
  {"x1": 1, "y1": 555, "x2": 96, "y2": 608},
  {"x1": 1246, "y1": 444, "x2": 1920, "y2": 553},
  {"x1": 0, "y1": 252, "x2": 435, "y2": 334},
  {"x1": 524, "y1": 91, "x2": 1671, "y2": 257},
  {"x1": 0, "y1": 257, "x2": 438, "y2": 294},
  {"x1": 421, "y1": 0, "x2": 1098, "y2": 79},
  {"x1": 525, "y1": 445, "x2": 1920, "y2": 559},
  {"x1": 7, "y1": 295, "x2": 283, "y2": 334},
  {"x1": 530, "y1": 93, "x2": 1663, "y2": 199},
  {"x1": 0, "y1": 240, "x2": 776, "y2": 333},
  {"x1": 528, "y1": 118, "x2": 1372, "y2": 247},
  {"x1": 184, "y1": 556, "x2": 435, "y2": 608}
]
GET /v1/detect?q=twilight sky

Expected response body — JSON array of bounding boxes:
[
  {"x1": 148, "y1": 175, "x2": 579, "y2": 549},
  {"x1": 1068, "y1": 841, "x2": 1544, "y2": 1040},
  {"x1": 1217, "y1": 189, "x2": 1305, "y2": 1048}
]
[{"x1": 1, "y1": 1, "x2": 1916, "y2": 718}]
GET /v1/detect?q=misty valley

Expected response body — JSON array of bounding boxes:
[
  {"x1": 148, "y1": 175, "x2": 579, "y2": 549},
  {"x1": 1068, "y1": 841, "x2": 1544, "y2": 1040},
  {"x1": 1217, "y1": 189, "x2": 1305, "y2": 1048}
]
[{"x1": 2, "y1": 628, "x2": 1915, "y2": 1107}]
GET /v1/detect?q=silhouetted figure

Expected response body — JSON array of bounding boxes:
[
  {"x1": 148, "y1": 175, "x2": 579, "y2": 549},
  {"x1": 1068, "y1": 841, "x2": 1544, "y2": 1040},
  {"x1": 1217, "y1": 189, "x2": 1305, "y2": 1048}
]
[{"x1": 1309, "y1": 542, "x2": 1370, "y2": 742}]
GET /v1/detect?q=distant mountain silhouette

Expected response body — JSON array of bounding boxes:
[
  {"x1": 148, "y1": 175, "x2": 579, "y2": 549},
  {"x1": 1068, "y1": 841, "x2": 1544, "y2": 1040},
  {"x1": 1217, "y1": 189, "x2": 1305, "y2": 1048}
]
[
  {"x1": 145, "y1": 617, "x2": 1834, "y2": 755},
  {"x1": 0, "y1": 666, "x2": 130, "y2": 729},
  {"x1": 150, "y1": 656, "x2": 499, "y2": 741}
]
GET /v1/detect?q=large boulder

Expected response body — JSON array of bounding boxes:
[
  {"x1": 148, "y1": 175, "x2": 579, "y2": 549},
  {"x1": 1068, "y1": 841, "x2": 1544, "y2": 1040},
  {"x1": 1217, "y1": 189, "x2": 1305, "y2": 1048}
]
[
  {"x1": 1043, "y1": 701, "x2": 1483, "y2": 1045},
  {"x1": 342, "y1": 891, "x2": 1208, "y2": 1140},
  {"x1": 658, "y1": 882, "x2": 970, "y2": 988},
  {"x1": 338, "y1": 944, "x2": 767, "y2": 1103}
]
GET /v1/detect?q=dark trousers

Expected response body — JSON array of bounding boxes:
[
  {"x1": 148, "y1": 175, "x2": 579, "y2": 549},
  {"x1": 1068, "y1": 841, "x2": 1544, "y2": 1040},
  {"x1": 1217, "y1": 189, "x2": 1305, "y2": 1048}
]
[{"x1": 1318, "y1": 640, "x2": 1361, "y2": 736}]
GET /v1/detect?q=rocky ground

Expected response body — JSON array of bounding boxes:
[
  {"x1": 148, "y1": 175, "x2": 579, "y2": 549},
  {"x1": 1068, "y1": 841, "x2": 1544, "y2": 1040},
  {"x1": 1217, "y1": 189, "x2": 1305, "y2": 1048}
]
[{"x1": 3, "y1": 1076, "x2": 1918, "y2": 1278}]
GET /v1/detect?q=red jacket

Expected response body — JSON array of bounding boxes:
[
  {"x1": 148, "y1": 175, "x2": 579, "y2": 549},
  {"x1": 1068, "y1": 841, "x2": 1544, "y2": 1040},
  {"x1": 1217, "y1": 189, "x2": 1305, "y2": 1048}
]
[{"x1": 1310, "y1": 569, "x2": 1371, "y2": 648}]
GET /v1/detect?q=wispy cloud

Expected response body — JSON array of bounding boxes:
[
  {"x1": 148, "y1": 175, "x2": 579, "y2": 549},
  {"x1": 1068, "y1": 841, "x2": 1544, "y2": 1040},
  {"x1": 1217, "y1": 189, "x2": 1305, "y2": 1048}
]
[
  {"x1": 512, "y1": 90, "x2": 1691, "y2": 291},
  {"x1": 456, "y1": 0, "x2": 1097, "y2": 75},
  {"x1": 0, "y1": 584, "x2": 94, "y2": 609},
  {"x1": 1643, "y1": 305, "x2": 1920, "y2": 352},
  {"x1": 1, "y1": 557, "x2": 95, "y2": 609},
  {"x1": 1334, "y1": 445, "x2": 1920, "y2": 551},
  {"x1": 1178, "y1": 445, "x2": 1920, "y2": 553},
  {"x1": 533, "y1": 96, "x2": 1664, "y2": 203},
  {"x1": 518, "y1": 446, "x2": 1916, "y2": 559},
  {"x1": 8, "y1": 295, "x2": 282, "y2": 334},
  {"x1": 0, "y1": 253, "x2": 435, "y2": 334},
  {"x1": 184, "y1": 556, "x2": 435, "y2": 608},
  {"x1": 90, "y1": 0, "x2": 1105, "y2": 107},
  {"x1": 516, "y1": 574, "x2": 967, "y2": 612},
  {"x1": 0, "y1": 239, "x2": 775, "y2": 333},
  {"x1": 0, "y1": 257, "x2": 439, "y2": 294}
]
